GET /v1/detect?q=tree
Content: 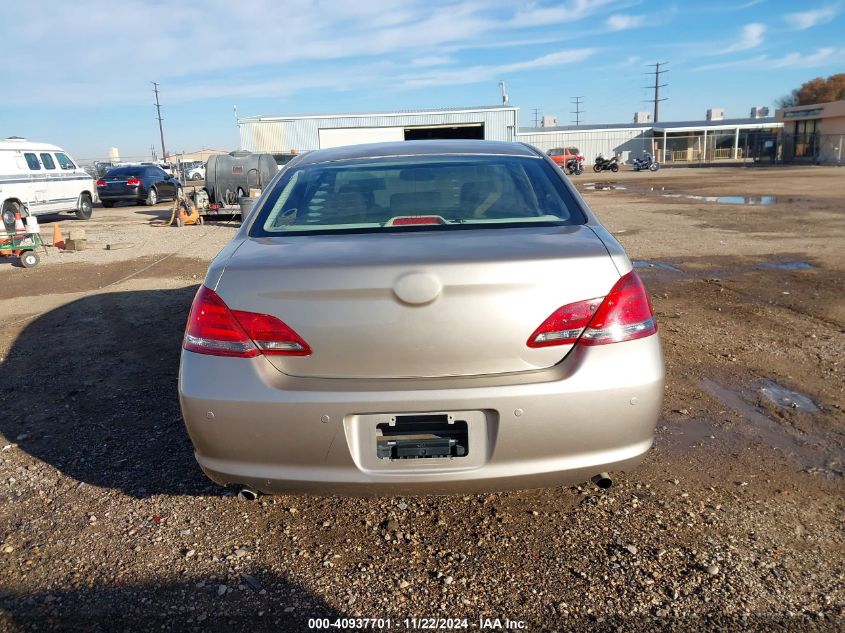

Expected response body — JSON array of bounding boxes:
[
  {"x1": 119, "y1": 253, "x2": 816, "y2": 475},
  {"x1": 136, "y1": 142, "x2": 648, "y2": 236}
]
[{"x1": 777, "y1": 73, "x2": 845, "y2": 108}]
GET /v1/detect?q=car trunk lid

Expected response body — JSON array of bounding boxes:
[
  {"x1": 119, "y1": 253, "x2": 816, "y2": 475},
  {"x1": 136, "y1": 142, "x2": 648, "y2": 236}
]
[{"x1": 215, "y1": 226, "x2": 621, "y2": 378}]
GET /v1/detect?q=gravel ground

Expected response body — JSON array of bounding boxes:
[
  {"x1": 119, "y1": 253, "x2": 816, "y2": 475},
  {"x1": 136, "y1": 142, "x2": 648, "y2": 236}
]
[{"x1": 0, "y1": 167, "x2": 843, "y2": 632}]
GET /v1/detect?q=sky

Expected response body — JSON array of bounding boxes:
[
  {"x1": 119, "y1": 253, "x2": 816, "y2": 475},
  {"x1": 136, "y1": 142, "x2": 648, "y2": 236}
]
[{"x1": 2, "y1": 0, "x2": 843, "y2": 161}]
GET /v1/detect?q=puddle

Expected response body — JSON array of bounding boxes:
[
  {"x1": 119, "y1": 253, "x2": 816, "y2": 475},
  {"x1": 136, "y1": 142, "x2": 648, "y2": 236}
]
[
  {"x1": 700, "y1": 378, "x2": 838, "y2": 475},
  {"x1": 660, "y1": 194, "x2": 778, "y2": 205},
  {"x1": 757, "y1": 261, "x2": 814, "y2": 271},
  {"x1": 581, "y1": 182, "x2": 626, "y2": 191},
  {"x1": 759, "y1": 380, "x2": 819, "y2": 412},
  {"x1": 633, "y1": 258, "x2": 814, "y2": 279},
  {"x1": 633, "y1": 260, "x2": 684, "y2": 273},
  {"x1": 584, "y1": 183, "x2": 811, "y2": 205}
]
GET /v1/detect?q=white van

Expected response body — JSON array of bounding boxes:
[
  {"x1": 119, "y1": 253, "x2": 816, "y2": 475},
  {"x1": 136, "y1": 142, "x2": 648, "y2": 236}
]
[{"x1": 0, "y1": 138, "x2": 96, "y2": 229}]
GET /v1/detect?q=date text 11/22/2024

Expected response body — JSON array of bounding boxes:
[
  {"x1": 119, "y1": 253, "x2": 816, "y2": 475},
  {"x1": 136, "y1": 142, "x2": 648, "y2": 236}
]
[{"x1": 307, "y1": 617, "x2": 527, "y2": 630}]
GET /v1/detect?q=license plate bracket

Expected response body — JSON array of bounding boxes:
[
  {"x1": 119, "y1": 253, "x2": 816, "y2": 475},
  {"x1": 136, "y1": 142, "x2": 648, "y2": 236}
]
[{"x1": 376, "y1": 414, "x2": 468, "y2": 460}]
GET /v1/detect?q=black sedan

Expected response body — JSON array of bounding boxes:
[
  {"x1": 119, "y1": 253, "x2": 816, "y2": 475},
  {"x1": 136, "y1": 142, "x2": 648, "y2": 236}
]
[{"x1": 97, "y1": 165, "x2": 182, "y2": 207}]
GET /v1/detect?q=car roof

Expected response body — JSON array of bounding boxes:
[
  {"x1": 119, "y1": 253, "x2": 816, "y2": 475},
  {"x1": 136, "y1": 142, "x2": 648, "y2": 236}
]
[{"x1": 294, "y1": 140, "x2": 541, "y2": 167}]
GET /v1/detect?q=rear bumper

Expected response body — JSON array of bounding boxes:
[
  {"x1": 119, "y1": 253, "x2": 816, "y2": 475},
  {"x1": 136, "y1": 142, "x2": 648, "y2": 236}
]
[
  {"x1": 178, "y1": 336, "x2": 664, "y2": 496},
  {"x1": 98, "y1": 192, "x2": 142, "y2": 202}
]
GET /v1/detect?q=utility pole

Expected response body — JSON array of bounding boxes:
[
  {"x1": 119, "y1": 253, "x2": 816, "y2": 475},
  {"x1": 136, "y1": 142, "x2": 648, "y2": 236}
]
[
  {"x1": 645, "y1": 62, "x2": 668, "y2": 123},
  {"x1": 150, "y1": 144, "x2": 156, "y2": 161},
  {"x1": 498, "y1": 80, "x2": 509, "y2": 105},
  {"x1": 531, "y1": 108, "x2": 541, "y2": 128},
  {"x1": 152, "y1": 82, "x2": 167, "y2": 162},
  {"x1": 570, "y1": 96, "x2": 584, "y2": 126}
]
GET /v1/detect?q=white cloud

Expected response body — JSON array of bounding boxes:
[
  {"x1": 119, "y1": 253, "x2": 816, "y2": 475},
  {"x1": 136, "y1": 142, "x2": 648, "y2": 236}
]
[
  {"x1": 783, "y1": 6, "x2": 840, "y2": 30},
  {"x1": 693, "y1": 47, "x2": 845, "y2": 71},
  {"x1": 0, "y1": 0, "x2": 618, "y2": 106},
  {"x1": 401, "y1": 49, "x2": 597, "y2": 88},
  {"x1": 770, "y1": 46, "x2": 844, "y2": 68},
  {"x1": 606, "y1": 14, "x2": 646, "y2": 31},
  {"x1": 723, "y1": 23, "x2": 766, "y2": 53},
  {"x1": 510, "y1": 0, "x2": 617, "y2": 27},
  {"x1": 410, "y1": 56, "x2": 455, "y2": 67}
]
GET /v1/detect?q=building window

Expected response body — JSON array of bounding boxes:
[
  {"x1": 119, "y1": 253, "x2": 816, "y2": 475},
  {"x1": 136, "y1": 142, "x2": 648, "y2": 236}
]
[
  {"x1": 793, "y1": 119, "x2": 819, "y2": 159},
  {"x1": 40, "y1": 153, "x2": 56, "y2": 170}
]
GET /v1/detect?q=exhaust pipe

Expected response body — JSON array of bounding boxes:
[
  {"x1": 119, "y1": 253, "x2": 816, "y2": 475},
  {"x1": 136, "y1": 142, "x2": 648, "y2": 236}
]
[
  {"x1": 236, "y1": 486, "x2": 258, "y2": 502},
  {"x1": 591, "y1": 472, "x2": 613, "y2": 489}
]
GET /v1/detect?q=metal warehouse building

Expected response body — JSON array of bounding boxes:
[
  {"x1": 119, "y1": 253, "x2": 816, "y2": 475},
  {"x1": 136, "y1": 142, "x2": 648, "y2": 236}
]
[
  {"x1": 516, "y1": 122, "x2": 653, "y2": 162},
  {"x1": 239, "y1": 105, "x2": 519, "y2": 153},
  {"x1": 238, "y1": 104, "x2": 784, "y2": 165},
  {"x1": 517, "y1": 117, "x2": 782, "y2": 164}
]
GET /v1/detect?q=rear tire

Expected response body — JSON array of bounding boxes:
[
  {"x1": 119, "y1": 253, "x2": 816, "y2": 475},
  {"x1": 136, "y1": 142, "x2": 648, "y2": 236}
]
[
  {"x1": 190, "y1": 173, "x2": 202, "y2": 181},
  {"x1": 649, "y1": 162, "x2": 660, "y2": 172},
  {"x1": 75, "y1": 194, "x2": 93, "y2": 220},
  {"x1": 145, "y1": 187, "x2": 158, "y2": 206},
  {"x1": 610, "y1": 164, "x2": 619, "y2": 173},
  {"x1": 19, "y1": 251, "x2": 39, "y2": 268}
]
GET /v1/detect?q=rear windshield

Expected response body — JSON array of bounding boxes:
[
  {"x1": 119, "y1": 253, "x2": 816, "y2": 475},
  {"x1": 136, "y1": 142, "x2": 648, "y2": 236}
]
[
  {"x1": 250, "y1": 154, "x2": 585, "y2": 236},
  {"x1": 105, "y1": 166, "x2": 143, "y2": 177}
]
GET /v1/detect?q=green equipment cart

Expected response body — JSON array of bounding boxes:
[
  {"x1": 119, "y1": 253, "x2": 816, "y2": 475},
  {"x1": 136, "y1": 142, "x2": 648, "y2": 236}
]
[{"x1": 0, "y1": 231, "x2": 44, "y2": 268}]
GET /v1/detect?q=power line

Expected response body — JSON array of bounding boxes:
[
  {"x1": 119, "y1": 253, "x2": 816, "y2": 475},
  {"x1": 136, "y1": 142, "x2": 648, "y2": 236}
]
[
  {"x1": 644, "y1": 62, "x2": 668, "y2": 123},
  {"x1": 570, "y1": 96, "x2": 584, "y2": 126},
  {"x1": 152, "y1": 82, "x2": 167, "y2": 161}
]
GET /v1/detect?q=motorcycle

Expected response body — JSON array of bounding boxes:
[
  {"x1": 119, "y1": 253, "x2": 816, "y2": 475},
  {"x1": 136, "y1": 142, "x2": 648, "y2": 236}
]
[
  {"x1": 632, "y1": 152, "x2": 660, "y2": 172},
  {"x1": 564, "y1": 154, "x2": 584, "y2": 175},
  {"x1": 593, "y1": 154, "x2": 619, "y2": 173}
]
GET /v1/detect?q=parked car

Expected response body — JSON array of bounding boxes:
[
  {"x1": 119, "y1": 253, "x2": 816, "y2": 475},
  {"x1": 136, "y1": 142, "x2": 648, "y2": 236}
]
[
  {"x1": 0, "y1": 138, "x2": 96, "y2": 223},
  {"x1": 94, "y1": 161, "x2": 116, "y2": 178},
  {"x1": 97, "y1": 165, "x2": 182, "y2": 207},
  {"x1": 179, "y1": 140, "x2": 664, "y2": 496},
  {"x1": 186, "y1": 165, "x2": 205, "y2": 181},
  {"x1": 546, "y1": 147, "x2": 581, "y2": 166}
]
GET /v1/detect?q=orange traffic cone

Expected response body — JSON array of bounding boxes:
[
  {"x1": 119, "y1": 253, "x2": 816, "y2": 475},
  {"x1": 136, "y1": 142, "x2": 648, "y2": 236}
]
[
  {"x1": 52, "y1": 223, "x2": 65, "y2": 249},
  {"x1": 13, "y1": 210, "x2": 25, "y2": 234}
]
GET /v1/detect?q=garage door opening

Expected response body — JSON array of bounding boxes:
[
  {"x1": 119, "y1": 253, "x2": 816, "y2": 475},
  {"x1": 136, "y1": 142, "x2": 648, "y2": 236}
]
[{"x1": 404, "y1": 125, "x2": 484, "y2": 141}]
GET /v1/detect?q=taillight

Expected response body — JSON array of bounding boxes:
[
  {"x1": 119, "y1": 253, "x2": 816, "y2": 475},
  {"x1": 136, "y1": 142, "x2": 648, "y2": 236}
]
[
  {"x1": 126, "y1": 177, "x2": 141, "y2": 186},
  {"x1": 96, "y1": 179, "x2": 106, "y2": 188},
  {"x1": 580, "y1": 272, "x2": 656, "y2": 345},
  {"x1": 527, "y1": 271, "x2": 656, "y2": 348},
  {"x1": 183, "y1": 286, "x2": 310, "y2": 358},
  {"x1": 527, "y1": 298, "x2": 603, "y2": 347},
  {"x1": 230, "y1": 310, "x2": 311, "y2": 356}
]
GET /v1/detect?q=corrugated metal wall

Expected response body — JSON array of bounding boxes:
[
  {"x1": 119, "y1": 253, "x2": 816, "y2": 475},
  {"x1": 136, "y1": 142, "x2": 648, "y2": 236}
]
[
  {"x1": 516, "y1": 129, "x2": 654, "y2": 163},
  {"x1": 239, "y1": 109, "x2": 518, "y2": 152}
]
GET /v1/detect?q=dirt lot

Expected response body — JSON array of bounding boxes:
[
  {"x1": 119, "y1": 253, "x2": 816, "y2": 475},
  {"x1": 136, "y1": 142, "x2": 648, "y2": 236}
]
[{"x1": 1, "y1": 167, "x2": 843, "y2": 632}]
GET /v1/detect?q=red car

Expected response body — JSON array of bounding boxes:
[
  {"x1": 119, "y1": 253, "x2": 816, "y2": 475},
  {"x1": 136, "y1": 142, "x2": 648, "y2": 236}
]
[{"x1": 546, "y1": 147, "x2": 581, "y2": 166}]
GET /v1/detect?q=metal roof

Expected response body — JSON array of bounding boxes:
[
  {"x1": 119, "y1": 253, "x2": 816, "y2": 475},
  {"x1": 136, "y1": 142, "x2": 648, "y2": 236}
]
[
  {"x1": 519, "y1": 117, "x2": 781, "y2": 134},
  {"x1": 653, "y1": 117, "x2": 780, "y2": 131},
  {"x1": 519, "y1": 122, "x2": 654, "y2": 133},
  {"x1": 294, "y1": 139, "x2": 539, "y2": 166},
  {"x1": 241, "y1": 105, "x2": 517, "y2": 122}
]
